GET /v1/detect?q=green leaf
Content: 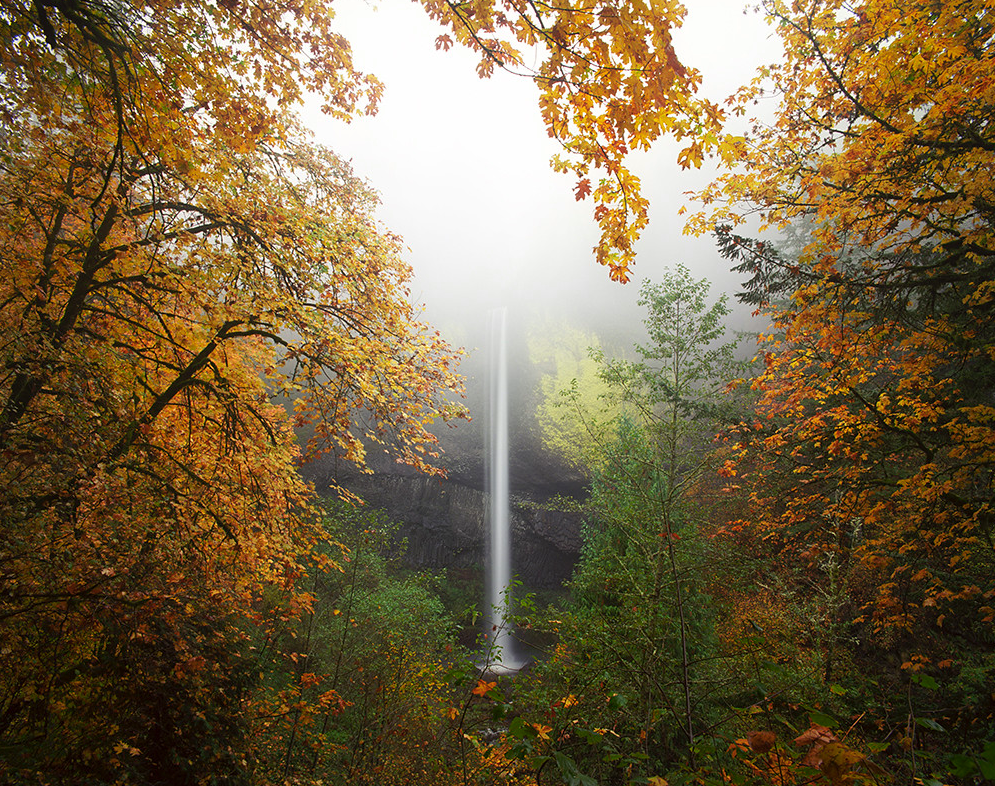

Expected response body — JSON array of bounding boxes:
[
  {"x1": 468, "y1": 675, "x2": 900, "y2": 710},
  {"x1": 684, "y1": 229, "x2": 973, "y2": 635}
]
[
  {"x1": 608, "y1": 693, "x2": 628, "y2": 711},
  {"x1": 774, "y1": 714, "x2": 799, "y2": 733},
  {"x1": 555, "y1": 750, "x2": 598, "y2": 786},
  {"x1": 948, "y1": 753, "x2": 978, "y2": 778},
  {"x1": 911, "y1": 673, "x2": 939, "y2": 690},
  {"x1": 808, "y1": 710, "x2": 838, "y2": 728},
  {"x1": 508, "y1": 716, "x2": 529, "y2": 739},
  {"x1": 576, "y1": 727, "x2": 604, "y2": 745},
  {"x1": 915, "y1": 717, "x2": 945, "y2": 732}
]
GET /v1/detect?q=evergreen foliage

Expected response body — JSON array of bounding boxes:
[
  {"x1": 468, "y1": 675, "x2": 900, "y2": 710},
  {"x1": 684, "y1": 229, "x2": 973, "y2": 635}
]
[{"x1": 515, "y1": 266, "x2": 739, "y2": 781}]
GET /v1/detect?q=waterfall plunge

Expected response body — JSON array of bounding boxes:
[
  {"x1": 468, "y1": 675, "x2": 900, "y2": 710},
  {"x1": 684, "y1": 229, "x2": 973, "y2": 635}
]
[{"x1": 484, "y1": 307, "x2": 521, "y2": 673}]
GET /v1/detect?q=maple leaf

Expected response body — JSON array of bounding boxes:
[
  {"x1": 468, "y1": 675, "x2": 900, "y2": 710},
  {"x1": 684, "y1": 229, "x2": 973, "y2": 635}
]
[
  {"x1": 531, "y1": 722, "x2": 553, "y2": 740},
  {"x1": 677, "y1": 141, "x2": 704, "y2": 169},
  {"x1": 435, "y1": 34, "x2": 453, "y2": 51},
  {"x1": 472, "y1": 679, "x2": 497, "y2": 697}
]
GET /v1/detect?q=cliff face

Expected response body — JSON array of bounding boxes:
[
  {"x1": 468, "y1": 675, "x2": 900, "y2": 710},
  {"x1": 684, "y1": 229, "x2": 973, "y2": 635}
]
[{"x1": 342, "y1": 474, "x2": 584, "y2": 590}]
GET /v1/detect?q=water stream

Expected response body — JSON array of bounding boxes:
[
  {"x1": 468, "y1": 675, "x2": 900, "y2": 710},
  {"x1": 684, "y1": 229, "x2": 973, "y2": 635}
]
[{"x1": 484, "y1": 307, "x2": 521, "y2": 673}]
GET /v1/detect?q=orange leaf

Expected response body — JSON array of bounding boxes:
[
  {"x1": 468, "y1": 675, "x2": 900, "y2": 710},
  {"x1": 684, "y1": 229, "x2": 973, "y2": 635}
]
[
  {"x1": 472, "y1": 679, "x2": 497, "y2": 697},
  {"x1": 795, "y1": 724, "x2": 837, "y2": 747},
  {"x1": 747, "y1": 730, "x2": 776, "y2": 753}
]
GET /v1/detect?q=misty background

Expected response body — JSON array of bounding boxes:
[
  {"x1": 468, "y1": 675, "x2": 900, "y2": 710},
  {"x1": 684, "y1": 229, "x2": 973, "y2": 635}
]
[{"x1": 302, "y1": 0, "x2": 781, "y2": 493}]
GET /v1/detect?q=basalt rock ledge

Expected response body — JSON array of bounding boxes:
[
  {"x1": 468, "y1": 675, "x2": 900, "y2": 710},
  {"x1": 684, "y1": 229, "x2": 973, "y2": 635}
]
[{"x1": 339, "y1": 473, "x2": 584, "y2": 590}]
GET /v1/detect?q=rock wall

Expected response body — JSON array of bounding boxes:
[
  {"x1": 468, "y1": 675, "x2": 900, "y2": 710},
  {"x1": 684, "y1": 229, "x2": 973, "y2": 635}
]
[{"x1": 342, "y1": 474, "x2": 584, "y2": 589}]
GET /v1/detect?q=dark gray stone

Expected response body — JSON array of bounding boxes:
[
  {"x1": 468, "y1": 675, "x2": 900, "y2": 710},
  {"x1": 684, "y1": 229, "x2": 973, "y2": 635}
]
[{"x1": 341, "y1": 474, "x2": 583, "y2": 589}]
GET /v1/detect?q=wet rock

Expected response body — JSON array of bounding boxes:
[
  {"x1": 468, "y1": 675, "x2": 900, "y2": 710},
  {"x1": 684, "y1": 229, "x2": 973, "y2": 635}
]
[{"x1": 339, "y1": 474, "x2": 583, "y2": 589}]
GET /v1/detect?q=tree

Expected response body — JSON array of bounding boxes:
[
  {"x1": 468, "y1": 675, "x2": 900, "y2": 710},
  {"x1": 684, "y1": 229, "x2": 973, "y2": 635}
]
[
  {"x1": 716, "y1": 232, "x2": 995, "y2": 774},
  {"x1": 253, "y1": 502, "x2": 471, "y2": 786},
  {"x1": 2, "y1": 0, "x2": 744, "y2": 778},
  {"x1": 0, "y1": 1, "x2": 469, "y2": 779},
  {"x1": 692, "y1": 0, "x2": 995, "y2": 775},
  {"x1": 521, "y1": 266, "x2": 740, "y2": 779},
  {"x1": 528, "y1": 318, "x2": 621, "y2": 472}
]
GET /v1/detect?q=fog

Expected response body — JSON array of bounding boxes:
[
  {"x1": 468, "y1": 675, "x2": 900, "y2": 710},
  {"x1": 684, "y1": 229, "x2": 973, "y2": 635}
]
[{"x1": 303, "y1": 0, "x2": 781, "y2": 486}]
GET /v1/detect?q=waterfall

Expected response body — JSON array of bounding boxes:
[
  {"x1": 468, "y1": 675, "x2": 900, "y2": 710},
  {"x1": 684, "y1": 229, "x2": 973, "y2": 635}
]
[{"x1": 484, "y1": 307, "x2": 520, "y2": 672}]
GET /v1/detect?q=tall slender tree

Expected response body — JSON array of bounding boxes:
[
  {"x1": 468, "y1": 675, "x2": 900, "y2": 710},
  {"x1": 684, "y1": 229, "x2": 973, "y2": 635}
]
[{"x1": 527, "y1": 266, "x2": 739, "y2": 779}]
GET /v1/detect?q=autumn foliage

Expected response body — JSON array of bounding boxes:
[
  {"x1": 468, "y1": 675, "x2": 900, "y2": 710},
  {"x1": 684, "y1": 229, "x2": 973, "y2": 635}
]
[
  {"x1": 419, "y1": 0, "x2": 734, "y2": 281},
  {"x1": 694, "y1": 0, "x2": 995, "y2": 779},
  {"x1": 703, "y1": 0, "x2": 995, "y2": 665},
  {"x1": 0, "y1": 0, "x2": 467, "y2": 780},
  {"x1": 3, "y1": 0, "x2": 995, "y2": 782}
]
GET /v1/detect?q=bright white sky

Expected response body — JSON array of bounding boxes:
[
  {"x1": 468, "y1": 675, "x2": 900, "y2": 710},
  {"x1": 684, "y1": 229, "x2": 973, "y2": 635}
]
[{"x1": 306, "y1": 0, "x2": 780, "y2": 349}]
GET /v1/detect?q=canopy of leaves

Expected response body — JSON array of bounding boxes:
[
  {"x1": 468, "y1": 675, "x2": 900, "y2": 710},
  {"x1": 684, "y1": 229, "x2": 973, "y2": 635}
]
[
  {"x1": 693, "y1": 0, "x2": 995, "y2": 262},
  {"x1": 419, "y1": 0, "x2": 733, "y2": 281},
  {"x1": 700, "y1": 0, "x2": 995, "y2": 767},
  {"x1": 0, "y1": 0, "x2": 468, "y2": 778}
]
